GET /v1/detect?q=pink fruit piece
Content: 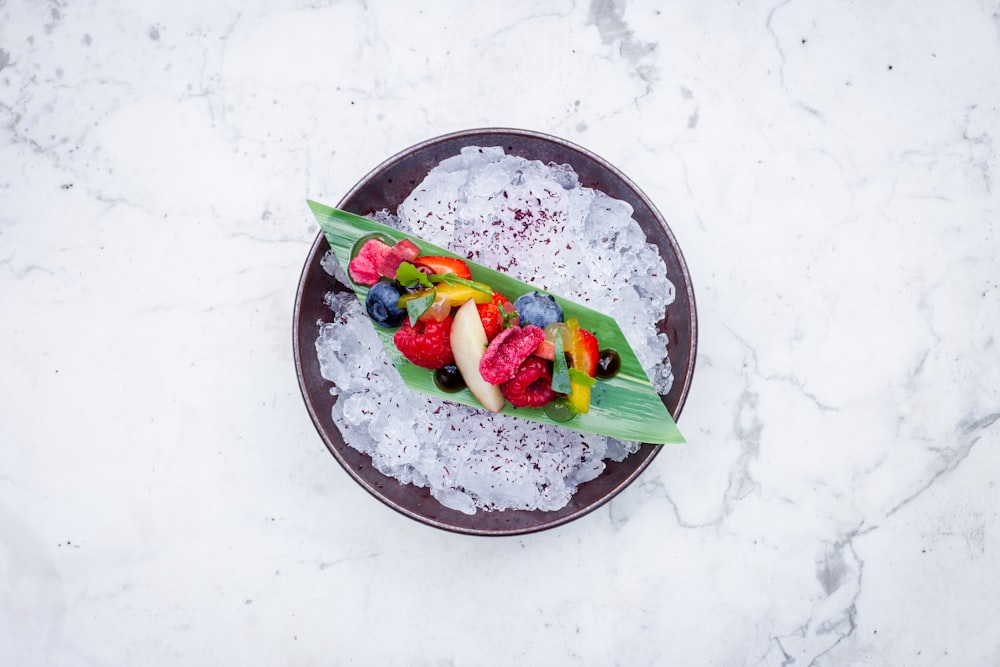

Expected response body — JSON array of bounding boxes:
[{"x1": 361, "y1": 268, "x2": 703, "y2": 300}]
[
  {"x1": 479, "y1": 324, "x2": 546, "y2": 385},
  {"x1": 532, "y1": 339, "x2": 556, "y2": 361},
  {"x1": 348, "y1": 238, "x2": 392, "y2": 286},
  {"x1": 377, "y1": 239, "x2": 421, "y2": 279}
]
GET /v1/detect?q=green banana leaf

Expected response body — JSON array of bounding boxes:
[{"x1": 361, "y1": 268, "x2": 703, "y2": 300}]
[{"x1": 308, "y1": 200, "x2": 685, "y2": 445}]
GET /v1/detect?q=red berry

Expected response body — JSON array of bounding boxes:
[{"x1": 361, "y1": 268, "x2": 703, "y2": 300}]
[
  {"x1": 476, "y1": 291, "x2": 515, "y2": 341},
  {"x1": 570, "y1": 325, "x2": 600, "y2": 377},
  {"x1": 494, "y1": 292, "x2": 518, "y2": 327},
  {"x1": 412, "y1": 255, "x2": 472, "y2": 280},
  {"x1": 479, "y1": 325, "x2": 546, "y2": 385},
  {"x1": 502, "y1": 357, "x2": 557, "y2": 408},
  {"x1": 477, "y1": 302, "x2": 504, "y2": 340},
  {"x1": 393, "y1": 316, "x2": 454, "y2": 369}
]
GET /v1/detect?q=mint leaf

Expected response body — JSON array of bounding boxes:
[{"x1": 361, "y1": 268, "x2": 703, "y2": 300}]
[
  {"x1": 551, "y1": 334, "x2": 571, "y2": 394},
  {"x1": 405, "y1": 289, "x2": 436, "y2": 325},
  {"x1": 395, "y1": 262, "x2": 432, "y2": 289},
  {"x1": 568, "y1": 368, "x2": 597, "y2": 387}
]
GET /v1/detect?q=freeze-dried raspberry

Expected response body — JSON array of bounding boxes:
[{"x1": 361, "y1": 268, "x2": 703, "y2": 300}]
[
  {"x1": 377, "y1": 239, "x2": 421, "y2": 279},
  {"x1": 348, "y1": 238, "x2": 392, "y2": 286},
  {"x1": 479, "y1": 324, "x2": 545, "y2": 385}
]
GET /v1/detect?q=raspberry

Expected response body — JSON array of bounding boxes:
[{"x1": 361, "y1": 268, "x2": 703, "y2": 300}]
[
  {"x1": 479, "y1": 324, "x2": 546, "y2": 385},
  {"x1": 393, "y1": 316, "x2": 454, "y2": 369},
  {"x1": 501, "y1": 357, "x2": 556, "y2": 408}
]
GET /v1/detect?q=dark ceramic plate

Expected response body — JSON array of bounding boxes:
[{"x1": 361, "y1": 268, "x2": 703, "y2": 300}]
[{"x1": 293, "y1": 128, "x2": 697, "y2": 536}]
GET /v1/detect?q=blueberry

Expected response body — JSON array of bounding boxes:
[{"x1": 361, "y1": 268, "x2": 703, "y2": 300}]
[
  {"x1": 514, "y1": 291, "x2": 563, "y2": 328},
  {"x1": 365, "y1": 281, "x2": 406, "y2": 328}
]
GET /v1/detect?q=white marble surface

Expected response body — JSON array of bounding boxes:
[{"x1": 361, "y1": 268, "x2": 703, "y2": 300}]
[{"x1": 2, "y1": 0, "x2": 998, "y2": 664}]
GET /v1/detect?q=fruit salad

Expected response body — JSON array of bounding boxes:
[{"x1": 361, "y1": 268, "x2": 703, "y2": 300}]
[{"x1": 350, "y1": 235, "x2": 621, "y2": 418}]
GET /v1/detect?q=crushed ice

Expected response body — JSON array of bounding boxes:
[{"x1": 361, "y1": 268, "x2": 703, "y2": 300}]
[{"x1": 315, "y1": 146, "x2": 675, "y2": 514}]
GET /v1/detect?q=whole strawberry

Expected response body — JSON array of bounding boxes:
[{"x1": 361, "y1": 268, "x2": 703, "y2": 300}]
[
  {"x1": 476, "y1": 291, "x2": 515, "y2": 341},
  {"x1": 393, "y1": 316, "x2": 454, "y2": 369},
  {"x1": 477, "y1": 302, "x2": 503, "y2": 340},
  {"x1": 501, "y1": 357, "x2": 557, "y2": 408}
]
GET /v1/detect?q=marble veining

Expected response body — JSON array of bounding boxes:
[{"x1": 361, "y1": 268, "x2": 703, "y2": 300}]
[{"x1": 2, "y1": 0, "x2": 999, "y2": 665}]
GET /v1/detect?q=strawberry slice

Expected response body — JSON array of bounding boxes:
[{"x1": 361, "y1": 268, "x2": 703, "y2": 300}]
[
  {"x1": 494, "y1": 292, "x2": 516, "y2": 322},
  {"x1": 412, "y1": 255, "x2": 472, "y2": 280},
  {"x1": 477, "y1": 302, "x2": 504, "y2": 340},
  {"x1": 348, "y1": 238, "x2": 392, "y2": 286},
  {"x1": 565, "y1": 318, "x2": 600, "y2": 413},
  {"x1": 477, "y1": 291, "x2": 514, "y2": 341},
  {"x1": 377, "y1": 239, "x2": 421, "y2": 279},
  {"x1": 569, "y1": 325, "x2": 599, "y2": 377}
]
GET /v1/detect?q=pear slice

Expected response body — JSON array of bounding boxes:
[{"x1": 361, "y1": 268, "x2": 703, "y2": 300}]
[{"x1": 450, "y1": 298, "x2": 505, "y2": 413}]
